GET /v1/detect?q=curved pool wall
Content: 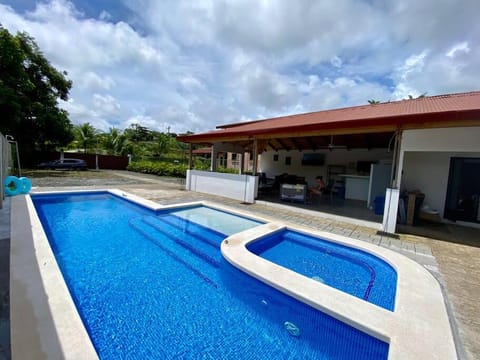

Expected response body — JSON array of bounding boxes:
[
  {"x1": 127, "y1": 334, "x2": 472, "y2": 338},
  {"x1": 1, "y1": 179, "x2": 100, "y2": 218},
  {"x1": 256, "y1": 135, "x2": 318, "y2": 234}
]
[
  {"x1": 10, "y1": 189, "x2": 457, "y2": 359},
  {"x1": 247, "y1": 229, "x2": 397, "y2": 311}
]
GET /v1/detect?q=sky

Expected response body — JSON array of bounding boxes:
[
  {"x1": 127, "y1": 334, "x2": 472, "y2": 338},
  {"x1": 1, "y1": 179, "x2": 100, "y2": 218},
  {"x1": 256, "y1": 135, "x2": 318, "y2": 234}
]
[{"x1": 1, "y1": 0, "x2": 479, "y2": 134}]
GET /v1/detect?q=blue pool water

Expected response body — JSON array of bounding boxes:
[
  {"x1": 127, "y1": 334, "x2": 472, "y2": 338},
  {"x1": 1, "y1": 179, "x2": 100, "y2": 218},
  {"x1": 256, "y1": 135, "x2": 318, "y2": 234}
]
[
  {"x1": 247, "y1": 230, "x2": 397, "y2": 311},
  {"x1": 32, "y1": 192, "x2": 389, "y2": 359},
  {"x1": 169, "y1": 205, "x2": 263, "y2": 235}
]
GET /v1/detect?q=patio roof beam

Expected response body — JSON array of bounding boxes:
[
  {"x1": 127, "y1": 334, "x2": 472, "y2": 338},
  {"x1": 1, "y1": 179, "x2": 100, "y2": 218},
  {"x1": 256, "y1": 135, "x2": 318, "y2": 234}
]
[
  {"x1": 305, "y1": 137, "x2": 317, "y2": 150},
  {"x1": 178, "y1": 124, "x2": 400, "y2": 144},
  {"x1": 276, "y1": 138, "x2": 291, "y2": 151},
  {"x1": 266, "y1": 141, "x2": 278, "y2": 152},
  {"x1": 290, "y1": 137, "x2": 302, "y2": 151}
]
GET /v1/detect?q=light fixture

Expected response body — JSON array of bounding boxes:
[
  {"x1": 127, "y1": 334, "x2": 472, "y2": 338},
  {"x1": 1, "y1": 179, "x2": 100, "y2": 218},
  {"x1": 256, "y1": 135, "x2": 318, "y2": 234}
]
[{"x1": 327, "y1": 135, "x2": 347, "y2": 151}]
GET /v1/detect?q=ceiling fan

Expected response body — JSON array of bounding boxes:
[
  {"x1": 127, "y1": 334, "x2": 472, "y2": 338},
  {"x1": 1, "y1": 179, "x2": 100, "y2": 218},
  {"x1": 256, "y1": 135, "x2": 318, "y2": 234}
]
[{"x1": 327, "y1": 135, "x2": 347, "y2": 151}]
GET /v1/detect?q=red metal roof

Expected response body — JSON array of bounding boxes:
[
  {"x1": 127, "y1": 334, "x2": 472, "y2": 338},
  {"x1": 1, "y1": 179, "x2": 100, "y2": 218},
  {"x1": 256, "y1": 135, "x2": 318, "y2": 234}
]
[
  {"x1": 178, "y1": 91, "x2": 480, "y2": 143},
  {"x1": 192, "y1": 147, "x2": 212, "y2": 154}
]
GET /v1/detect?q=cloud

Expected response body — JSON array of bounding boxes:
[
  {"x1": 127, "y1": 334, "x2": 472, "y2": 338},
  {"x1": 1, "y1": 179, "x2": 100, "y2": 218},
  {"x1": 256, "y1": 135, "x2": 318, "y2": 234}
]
[
  {"x1": 1, "y1": 0, "x2": 479, "y2": 135},
  {"x1": 80, "y1": 72, "x2": 116, "y2": 91},
  {"x1": 446, "y1": 42, "x2": 470, "y2": 58},
  {"x1": 92, "y1": 94, "x2": 121, "y2": 116}
]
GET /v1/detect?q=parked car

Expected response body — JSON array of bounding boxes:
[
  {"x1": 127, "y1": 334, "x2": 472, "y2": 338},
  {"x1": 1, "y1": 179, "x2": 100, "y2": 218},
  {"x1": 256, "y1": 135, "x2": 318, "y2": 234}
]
[{"x1": 37, "y1": 158, "x2": 88, "y2": 170}]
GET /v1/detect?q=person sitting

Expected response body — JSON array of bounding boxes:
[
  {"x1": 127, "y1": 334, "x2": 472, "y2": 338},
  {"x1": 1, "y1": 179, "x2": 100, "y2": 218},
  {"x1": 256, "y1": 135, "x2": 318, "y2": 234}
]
[{"x1": 308, "y1": 176, "x2": 326, "y2": 197}]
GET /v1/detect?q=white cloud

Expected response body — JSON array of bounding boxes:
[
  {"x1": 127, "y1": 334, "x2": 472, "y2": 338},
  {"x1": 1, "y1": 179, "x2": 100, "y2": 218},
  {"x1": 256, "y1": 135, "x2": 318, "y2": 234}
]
[
  {"x1": 99, "y1": 10, "x2": 111, "y2": 21},
  {"x1": 93, "y1": 94, "x2": 121, "y2": 115},
  {"x1": 1, "y1": 0, "x2": 479, "y2": 134},
  {"x1": 80, "y1": 72, "x2": 115, "y2": 91},
  {"x1": 392, "y1": 52, "x2": 429, "y2": 99},
  {"x1": 446, "y1": 42, "x2": 470, "y2": 58}
]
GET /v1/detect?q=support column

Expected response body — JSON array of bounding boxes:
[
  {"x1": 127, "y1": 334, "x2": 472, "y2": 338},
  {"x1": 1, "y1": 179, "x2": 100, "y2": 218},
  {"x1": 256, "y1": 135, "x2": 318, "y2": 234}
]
[
  {"x1": 252, "y1": 139, "x2": 258, "y2": 175},
  {"x1": 239, "y1": 153, "x2": 244, "y2": 174},
  {"x1": 210, "y1": 145, "x2": 218, "y2": 172},
  {"x1": 188, "y1": 143, "x2": 193, "y2": 170}
]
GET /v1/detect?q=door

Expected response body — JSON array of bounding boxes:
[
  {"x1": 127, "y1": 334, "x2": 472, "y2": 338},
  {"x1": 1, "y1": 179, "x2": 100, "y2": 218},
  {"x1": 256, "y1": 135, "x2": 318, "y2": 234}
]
[{"x1": 444, "y1": 157, "x2": 480, "y2": 223}]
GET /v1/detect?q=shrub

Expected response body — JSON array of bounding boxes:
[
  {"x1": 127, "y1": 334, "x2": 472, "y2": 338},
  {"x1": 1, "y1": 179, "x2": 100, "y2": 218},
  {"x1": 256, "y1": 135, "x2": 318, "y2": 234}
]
[{"x1": 127, "y1": 160, "x2": 188, "y2": 178}]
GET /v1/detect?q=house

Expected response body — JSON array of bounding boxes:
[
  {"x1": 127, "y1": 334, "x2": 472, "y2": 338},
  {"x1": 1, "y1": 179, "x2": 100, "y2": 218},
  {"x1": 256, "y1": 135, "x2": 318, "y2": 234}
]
[
  {"x1": 192, "y1": 146, "x2": 254, "y2": 171},
  {"x1": 177, "y1": 90, "x2": 480, "y2": 233}
]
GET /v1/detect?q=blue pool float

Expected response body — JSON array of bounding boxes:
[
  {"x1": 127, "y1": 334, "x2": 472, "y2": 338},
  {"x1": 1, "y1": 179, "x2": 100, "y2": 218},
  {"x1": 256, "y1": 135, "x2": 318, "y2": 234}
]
[
  {"x1": 3, "y1": 176, "x2": 32, "y2": 196},
  {"x1": 19, "y1": 177, "x2": 32, "y2": 193},
  {"x1": 4, "y1": 176, "x2": 21, "y2": 196}
]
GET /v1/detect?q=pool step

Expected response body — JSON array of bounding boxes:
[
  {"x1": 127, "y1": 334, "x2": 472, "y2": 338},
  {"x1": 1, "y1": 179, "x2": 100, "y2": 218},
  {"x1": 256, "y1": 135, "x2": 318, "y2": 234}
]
[
  {"x1": 154, "y1": 214, "x2": 225, "y2": 249},
  {"x1": 141, "y1": 216, "x2": 222, "y2": 267},
  {"x1": 133, "y1": 216, "x2": 222, "y2": 268},
  {"x1": 128, "y1": 218, "x2": 218, "y2": 288}
]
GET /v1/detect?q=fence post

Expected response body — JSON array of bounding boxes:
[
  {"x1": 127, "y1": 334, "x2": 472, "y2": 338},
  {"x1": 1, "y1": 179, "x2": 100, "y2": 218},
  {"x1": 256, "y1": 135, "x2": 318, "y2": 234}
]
[{"x1": 0, "y1": 133, "x2": 11, "y2": 209}]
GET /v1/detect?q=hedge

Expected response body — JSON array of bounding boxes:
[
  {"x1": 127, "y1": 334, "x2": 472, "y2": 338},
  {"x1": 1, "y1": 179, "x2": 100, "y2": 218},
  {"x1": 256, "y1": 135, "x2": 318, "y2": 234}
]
[
  {"x1": 127, "y1": 160, "x2": 242, "y2": 178},
  {"x1": 127, "y1": 160, "x2": 188, "y2": 178}
]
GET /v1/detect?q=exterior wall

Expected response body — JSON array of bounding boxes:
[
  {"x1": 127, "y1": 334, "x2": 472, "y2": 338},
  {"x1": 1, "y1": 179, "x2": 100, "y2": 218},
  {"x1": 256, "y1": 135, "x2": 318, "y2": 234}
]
[
  {"x1": 226, "y1": 152, "x2": 253, "y2": 171},
  {"x1": 400, "y1": 127, "x2": 480, "y2": 219},
  {"x1": 402, "y1": 151, "x2": 480, "y2": 218},
  {"x1": 186, "y1": 170, "x2": 258, "y2": 203},
  {"x1": 260, "y1": 148, "x2": 391, "y2": 186},
  {"x1": 402, "y1": 127, "x2": 480, "y2": 152}
]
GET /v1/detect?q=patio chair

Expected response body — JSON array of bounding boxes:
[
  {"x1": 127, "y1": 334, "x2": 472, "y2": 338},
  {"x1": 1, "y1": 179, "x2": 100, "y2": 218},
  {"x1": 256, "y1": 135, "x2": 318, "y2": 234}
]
[
  {"x1": 258, "y1": 172, "x2": 275, "y2": 194},
  {"x1": 319, "y1": 179, "x2": 344, "y2": 203}
]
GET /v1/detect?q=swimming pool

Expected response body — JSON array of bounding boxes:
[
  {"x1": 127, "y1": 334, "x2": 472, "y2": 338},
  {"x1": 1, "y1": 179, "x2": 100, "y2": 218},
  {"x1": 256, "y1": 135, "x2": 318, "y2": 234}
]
[
  {"x1": 31, "y1": 191, "x2": 389, "y2": 359},
  {"x1": 246, "y1": 229, "x2": 397, "y2": 311},
  {"x1": 10, "y1": 189, "x2": 457, "y2": 359}
]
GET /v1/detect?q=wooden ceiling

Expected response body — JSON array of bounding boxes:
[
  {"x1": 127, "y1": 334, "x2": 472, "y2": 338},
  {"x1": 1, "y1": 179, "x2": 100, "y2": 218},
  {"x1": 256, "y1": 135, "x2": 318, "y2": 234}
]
[{"x1": 228, "y1": 131, "x2": 395, "y2": 153}]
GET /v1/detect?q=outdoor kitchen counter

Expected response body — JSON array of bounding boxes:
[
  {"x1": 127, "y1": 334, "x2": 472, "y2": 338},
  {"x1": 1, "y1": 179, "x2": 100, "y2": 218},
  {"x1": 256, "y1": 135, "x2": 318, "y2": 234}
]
[{"x1": 339, "y1": 174, "x2": 370, "y2": 201}]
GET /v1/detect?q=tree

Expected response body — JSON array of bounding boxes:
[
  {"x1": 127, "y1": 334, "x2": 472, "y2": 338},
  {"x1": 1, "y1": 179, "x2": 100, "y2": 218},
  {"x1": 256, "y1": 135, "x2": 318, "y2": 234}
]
[
  {"x1": 407, "y1": 92, "x2": 428, "y2": 99},
  {"x1": 74, "y1": 123, "x2": 98, "y2": 153},
  {"x1": 368, "y1": 99, "x2": 380, "y2": 105},
  {"x1": 0, "y1": 25, "x2": 74, "y2": 164},
  {"x1": 101, "y1": 127, "x2": 131, "y2": 156},
  {"x1": 124, "y1": 123, "x2": 153, "y2": 142}
]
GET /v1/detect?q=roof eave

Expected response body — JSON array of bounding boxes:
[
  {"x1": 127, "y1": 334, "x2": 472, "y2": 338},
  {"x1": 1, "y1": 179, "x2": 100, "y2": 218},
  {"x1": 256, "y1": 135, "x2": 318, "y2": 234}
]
[{"x1": 177, "y1": 109, "x2": 480, "y2": 144}]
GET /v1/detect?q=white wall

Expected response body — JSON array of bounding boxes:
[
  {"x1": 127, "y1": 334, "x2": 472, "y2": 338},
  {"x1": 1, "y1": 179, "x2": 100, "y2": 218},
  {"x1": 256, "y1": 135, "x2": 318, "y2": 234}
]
[
  {"x1": 186, "y1": 170, "x2": 258, "y2": 203},
  {"x1": 402, "y1": 151, "x2": 480, "y2": 218},
  {"x1": 402, "y1": 127, "x2": 480, "y2": 152},
  {"x1": 259, "y1": 148, "x2": 391, "y2": 186},
  {"x1": 400, "y1": 127, "x2": 480, "y2": 219}
]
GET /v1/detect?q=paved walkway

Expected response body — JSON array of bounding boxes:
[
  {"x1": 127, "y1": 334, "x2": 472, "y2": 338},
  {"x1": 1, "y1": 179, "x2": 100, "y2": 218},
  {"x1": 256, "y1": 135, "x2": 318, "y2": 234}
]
[{"x1": 2, "y1": 170, "x2": 479, "y2": 359}]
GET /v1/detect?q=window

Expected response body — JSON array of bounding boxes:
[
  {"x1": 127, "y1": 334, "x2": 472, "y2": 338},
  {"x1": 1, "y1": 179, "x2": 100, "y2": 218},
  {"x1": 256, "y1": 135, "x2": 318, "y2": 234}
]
[
  {"x1": 273, "y1": 154, "x2": 279, "y2": 161},
  {"x1": 285, "y1": 156, "x2": 291, "y2": 165}
]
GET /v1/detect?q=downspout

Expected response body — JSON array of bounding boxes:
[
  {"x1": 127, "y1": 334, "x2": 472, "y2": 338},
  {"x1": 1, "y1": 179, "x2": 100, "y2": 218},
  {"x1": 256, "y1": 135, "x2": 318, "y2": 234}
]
[
  {"x1": 390, "y1": 130, "x2": 402, "y2": 188},
  {"x1": 382, "y1": 129, "x2": 403, "y2": 234}
]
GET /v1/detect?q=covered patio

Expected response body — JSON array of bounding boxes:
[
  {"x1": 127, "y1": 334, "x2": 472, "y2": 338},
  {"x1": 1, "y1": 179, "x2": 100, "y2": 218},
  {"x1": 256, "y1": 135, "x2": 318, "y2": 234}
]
[
  {"x1": 256, "y1": 192, "x2": 383, "y2": 224},
  {"x1": 178, "y1": 91, "x2": 480, "y2": 234}
]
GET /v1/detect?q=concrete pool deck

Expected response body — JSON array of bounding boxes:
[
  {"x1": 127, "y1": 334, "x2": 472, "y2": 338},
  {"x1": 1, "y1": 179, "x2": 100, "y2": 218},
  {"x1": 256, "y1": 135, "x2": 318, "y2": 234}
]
[{"x1": 1, "y1": 170, "x2": 479, "y2": 359}]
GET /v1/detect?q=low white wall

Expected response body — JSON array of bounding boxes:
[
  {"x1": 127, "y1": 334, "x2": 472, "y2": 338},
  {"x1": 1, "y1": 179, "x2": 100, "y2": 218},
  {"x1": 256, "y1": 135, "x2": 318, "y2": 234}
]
[{"x1": 186, "y1": 170, "x2": 258, "y2": 203}]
